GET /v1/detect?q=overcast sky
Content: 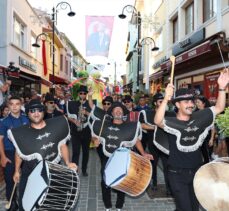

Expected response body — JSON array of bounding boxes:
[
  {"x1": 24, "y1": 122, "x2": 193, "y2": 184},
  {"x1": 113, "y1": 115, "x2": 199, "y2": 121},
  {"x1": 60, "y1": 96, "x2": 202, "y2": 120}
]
[{"x1": 28, "y1": 0, "x2": 135, "y2": 81}]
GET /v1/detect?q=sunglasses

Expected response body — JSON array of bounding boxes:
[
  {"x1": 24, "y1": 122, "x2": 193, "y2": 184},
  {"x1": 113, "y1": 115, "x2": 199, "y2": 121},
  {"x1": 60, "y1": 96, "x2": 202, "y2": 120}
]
[
  {"x1": 79, "y1": 92, "x2": 87, "y2": 95},
  {"x1": 47, "y1": 101, "x2": 55, "y2": 104},
  {"x1": 29, "y1": 108, "x2": 44, "y2": 113},
  {"x1": 123, "y1": 100, "x2": 131, "y2": 104},
  {"x1": 103, "y1": 102, "x2": 111, "y2": 106}
]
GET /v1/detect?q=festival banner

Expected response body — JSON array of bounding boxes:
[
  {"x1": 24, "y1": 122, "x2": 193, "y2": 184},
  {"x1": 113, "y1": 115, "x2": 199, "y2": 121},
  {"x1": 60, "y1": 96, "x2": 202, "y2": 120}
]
[
  {"x1": 85, "y1": 16, "x2": 114, "y2": 57},
  {"x1": 204, "y1": 72, "x2": 220, "y2": 104}
]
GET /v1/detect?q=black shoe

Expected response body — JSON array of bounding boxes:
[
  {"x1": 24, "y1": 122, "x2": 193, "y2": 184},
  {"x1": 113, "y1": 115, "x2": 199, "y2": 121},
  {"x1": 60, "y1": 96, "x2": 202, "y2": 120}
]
[{"x1": 82, "y1": 172, "x2": 88, "y2": 177}]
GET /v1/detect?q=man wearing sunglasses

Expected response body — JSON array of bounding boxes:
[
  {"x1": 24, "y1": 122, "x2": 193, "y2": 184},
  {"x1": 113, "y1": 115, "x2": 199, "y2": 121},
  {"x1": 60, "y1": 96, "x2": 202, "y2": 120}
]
[
  {"x1": 9, "y1": 99, "x2": 77, "y2": 211},
  {"x1": 43, "y1": 93, "x2": 63, "y2": 120},
  {"x1": 0, "y1": 96, "x2": 29, "y2": 210},
  {"x1": 67, "y1": 85, "x2": 92, "y2": 177}
]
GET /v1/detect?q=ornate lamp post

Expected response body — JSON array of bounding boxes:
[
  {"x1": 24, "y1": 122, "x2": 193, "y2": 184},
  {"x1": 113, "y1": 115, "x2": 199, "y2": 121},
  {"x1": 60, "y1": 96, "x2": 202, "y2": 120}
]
[
  {"x1": 140, "y1": 37, "x2": 159, "y2": 92},
  {"x1": 119, "y1": 5, "x2": 141, "y2": 92},
  {"x1": 32, "y1": 2, "x2": 75, "y2": 86}
]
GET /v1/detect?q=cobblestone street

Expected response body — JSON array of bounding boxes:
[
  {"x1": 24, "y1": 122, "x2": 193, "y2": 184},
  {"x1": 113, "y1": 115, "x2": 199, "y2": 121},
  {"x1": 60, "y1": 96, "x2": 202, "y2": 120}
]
[{"x1": 0, "y1": 149, "x2": 176, "y2": 211}]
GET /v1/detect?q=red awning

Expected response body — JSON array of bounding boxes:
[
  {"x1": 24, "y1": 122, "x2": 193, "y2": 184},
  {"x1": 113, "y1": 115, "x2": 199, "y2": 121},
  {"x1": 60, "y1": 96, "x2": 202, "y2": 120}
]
[
  {"x1": 161, "y1": 41, "x2": 211, "y2": 71},
  {"x1": 41, "y1": 78, "x2": 53, "y2": 87},
  {"x1": 149, "y1": 70, "x2": 164, "y2": 81},
  {"x1": 49, "y1": 74, "x2": 70, "y2": 85}
]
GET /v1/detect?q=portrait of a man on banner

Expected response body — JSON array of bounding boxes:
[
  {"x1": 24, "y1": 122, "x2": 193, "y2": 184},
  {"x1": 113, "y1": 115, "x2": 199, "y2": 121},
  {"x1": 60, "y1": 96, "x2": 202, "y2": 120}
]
[{"x1": 86, "y1": 16, "x2": 114, "y2": 57}]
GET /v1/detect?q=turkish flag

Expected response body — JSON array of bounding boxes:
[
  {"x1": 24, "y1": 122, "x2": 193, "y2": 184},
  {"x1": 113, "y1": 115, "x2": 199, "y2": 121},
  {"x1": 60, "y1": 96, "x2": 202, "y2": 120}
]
[{"x1": 42, "y1": 40, "x2": 47, "y2": 76}]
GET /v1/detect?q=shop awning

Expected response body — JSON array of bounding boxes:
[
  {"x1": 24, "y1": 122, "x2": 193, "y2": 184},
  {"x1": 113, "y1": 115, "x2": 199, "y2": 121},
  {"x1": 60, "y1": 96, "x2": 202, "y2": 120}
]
[
  {"x1": 161, "y1": 41, "x2": 211, "y2": 71},
  {"x1": 122, "y1": 81, "x2": 133, "y2": 89},
  {"x1": 49, "y1": 74, "x2": 70, "y2": 85},
  {"x1": 41, "y1": 78, "x2": 53, "y2": 87},
  {"x1": 149, "y1": 70, "x2": 164, "y2": 81}
]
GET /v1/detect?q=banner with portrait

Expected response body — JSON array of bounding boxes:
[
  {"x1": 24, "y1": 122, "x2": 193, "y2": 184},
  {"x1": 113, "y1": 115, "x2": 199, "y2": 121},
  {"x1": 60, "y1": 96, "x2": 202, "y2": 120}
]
[
  {"x1": 85, "y1": 16, "x2": 114, "y2": 57},
  {"x1": 204, "y1": 72, "x2": 220, "y2": 104}
]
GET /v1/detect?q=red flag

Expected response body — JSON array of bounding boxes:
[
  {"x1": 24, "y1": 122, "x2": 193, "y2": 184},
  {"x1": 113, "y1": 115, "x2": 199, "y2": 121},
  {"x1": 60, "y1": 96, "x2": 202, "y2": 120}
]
[{"x1": 42, "y1": 40, "x2": 47, "y2": 76}]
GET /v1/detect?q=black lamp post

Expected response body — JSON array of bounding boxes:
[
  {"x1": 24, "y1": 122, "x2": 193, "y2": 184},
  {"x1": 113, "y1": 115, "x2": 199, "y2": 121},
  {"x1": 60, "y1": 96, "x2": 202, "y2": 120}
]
[
  {"x1": 140, "y1": 37, "x2": 159, "y2": 51},
  {"x1": 32, "y1": 2, "x2": 75, "y2": 87},
  {"x1": 119, "y1": 5, "x2": 141, "y2": 92},
  {"x1": 32, "y1": 33, "x2": 48, "y2": 48},
  {"x1": 140, "y1": 37, "x2": 159, "y2": 92}
]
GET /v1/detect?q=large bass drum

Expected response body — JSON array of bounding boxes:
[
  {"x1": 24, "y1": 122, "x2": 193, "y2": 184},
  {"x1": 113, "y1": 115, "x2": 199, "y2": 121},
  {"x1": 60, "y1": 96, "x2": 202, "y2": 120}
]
[
  {"x1": 22, "y1": 161, "x2": 80, "y2": 211},
  {"x1": 194, "y1": 157, "x2": 229, "y2": 211},
  {"x1": 104, "y1": 148, "x2": 152, "y2": 197}
]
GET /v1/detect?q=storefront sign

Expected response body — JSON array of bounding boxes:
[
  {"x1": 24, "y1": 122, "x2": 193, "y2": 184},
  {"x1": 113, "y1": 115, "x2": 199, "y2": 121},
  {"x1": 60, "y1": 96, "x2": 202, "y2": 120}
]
[
  {"x1": 172, "y1": 28, "x2": 205, "y2": 56},
  {"x1": 153, "y1": 56, "x2": 167, "y2": 69},
  {"x1": 161, "y1": 41, "x2": 211, "y2": 71},
  {"x1": 19, "y1": 57, "x2": 37, "y2": 72}
]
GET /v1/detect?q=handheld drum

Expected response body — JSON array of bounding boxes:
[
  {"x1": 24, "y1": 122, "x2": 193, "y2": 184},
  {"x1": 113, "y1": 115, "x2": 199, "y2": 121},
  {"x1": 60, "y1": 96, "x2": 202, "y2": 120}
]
[
  {"x1": 194, "y1": 157, "x2": 229, "y2": 211},
  {"x1": 22, "y1": 160, "x2": 80, "y2": 211},
  {"x1": 104, "y1": 148, "x2": 152, "y2": 197}
]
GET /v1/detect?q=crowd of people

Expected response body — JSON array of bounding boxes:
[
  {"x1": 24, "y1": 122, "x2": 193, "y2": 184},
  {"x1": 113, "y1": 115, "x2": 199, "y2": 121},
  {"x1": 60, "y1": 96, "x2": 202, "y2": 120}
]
[{"x1": 0, "y1": 69, "x2": 228, "y2": 211}]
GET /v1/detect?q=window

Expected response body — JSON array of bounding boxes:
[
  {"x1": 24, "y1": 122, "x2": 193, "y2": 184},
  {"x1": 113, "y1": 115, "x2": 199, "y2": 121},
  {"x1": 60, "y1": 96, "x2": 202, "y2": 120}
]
[
  {"x1": 13, "y1": 16, "x2": 25, "y2": 49},
  {"x1": 185, "y1": 2, "x2": 194, "y2": 35},
  {"x1": 65, "y1": 57, "x2": 68, "y2": 74},
  {"x1": 31, "y1": 35, "x2": 37, "y2": 58},
  {"x1": 203, "y1": 0, "x2": 217, "y2": 22},
  {"x1": 60, "y1": 54, "x2": 63, "y2": 71},
  {"x1": 173, "y1": 17, "x2": 178, "y2": 43}
]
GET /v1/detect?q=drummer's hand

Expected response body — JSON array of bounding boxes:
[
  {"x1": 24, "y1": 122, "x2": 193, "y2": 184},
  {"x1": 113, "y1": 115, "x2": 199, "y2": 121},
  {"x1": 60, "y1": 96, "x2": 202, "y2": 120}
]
[
  {"x1": 164, "y1": 83, "x2": 174, "y2": 101},
  {"x1": 143, "y1": 152, "x2": 154, "y2": 160},
  {"x1": 92, "y1": 137, "x2": 100, "y2": 147},
  {"x1": 208, "y1": 138, "x2": 214, "y2": 147},
  {"x1": 67, "y1": 162, "x2": 78, "y2": 171},
  {"x1": 13, "y1": 171, "x2": 20, "y2": 183}
]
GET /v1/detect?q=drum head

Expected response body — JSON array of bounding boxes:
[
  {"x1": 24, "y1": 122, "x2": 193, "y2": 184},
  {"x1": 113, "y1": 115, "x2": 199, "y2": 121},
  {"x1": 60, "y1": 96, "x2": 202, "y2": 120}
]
[{"x1": 194, "y1": 157, "x2": 229, "y2": 211}]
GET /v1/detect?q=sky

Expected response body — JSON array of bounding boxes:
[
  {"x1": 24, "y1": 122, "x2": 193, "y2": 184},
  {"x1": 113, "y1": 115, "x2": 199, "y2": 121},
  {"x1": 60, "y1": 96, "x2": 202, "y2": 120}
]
[{"x1": 28, "y1": 0, "x2": 135, "y2": 82}]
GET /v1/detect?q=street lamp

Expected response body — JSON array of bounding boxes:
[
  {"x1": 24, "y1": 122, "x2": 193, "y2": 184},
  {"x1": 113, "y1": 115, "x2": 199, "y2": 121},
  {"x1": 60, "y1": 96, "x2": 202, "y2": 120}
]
[
  {"x1": 51, "y1": 2, "x2": 75, "y2": 86},
  {"x1": 32, "y1": 2, "x2": 75, "y2": 87},
  {"x1": 119, "y1": 5, "x2": 141, "y2": 92},
  {"x1": 139, "y1": 37, "x2": 159, "y2": 93},
  {"x1": 32, "y1": 33, "x2": 49, "y2": 48},
  {"x1": 140, "y1": 37, "x2": 159, "y2": 51}
]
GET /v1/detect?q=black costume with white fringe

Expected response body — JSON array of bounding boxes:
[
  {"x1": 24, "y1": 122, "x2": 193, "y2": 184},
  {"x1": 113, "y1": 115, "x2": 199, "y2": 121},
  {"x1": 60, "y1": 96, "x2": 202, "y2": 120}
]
[
  {"x1": 163, "y1": 107, "x2": 215, "y2": 152},
  {"x1": 8, "y1": 115, "x2": 70, "y2": 163},
  {"x1": 92, "y1": 119, "x2": 142, "y2": 157}
]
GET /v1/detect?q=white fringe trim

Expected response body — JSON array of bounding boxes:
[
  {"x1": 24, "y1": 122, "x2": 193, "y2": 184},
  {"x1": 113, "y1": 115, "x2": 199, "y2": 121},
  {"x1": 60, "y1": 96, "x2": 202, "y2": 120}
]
[
  {"x1": 163, "y1": 108, "x2": 215, "y2": 152},
  {"x1": 91, "y1": 120, "x2": 141, "y2": 157},
  {"x1": 7, "y1": 116, "x2": 71, "y2": 163},
  {"x1": 153, "y1": 126, "x2": 169, "y2": 155}
]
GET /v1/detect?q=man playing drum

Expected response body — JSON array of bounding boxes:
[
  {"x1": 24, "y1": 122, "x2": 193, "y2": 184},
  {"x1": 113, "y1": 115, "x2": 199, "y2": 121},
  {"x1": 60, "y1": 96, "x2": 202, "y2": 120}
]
[
  {"x1": 154, "y1": 69, "x2": 229, "y2": 211},
  {"x1": 8, "y1": 99, "x2": 77, "y2": 211},
  {"x1": 91, "y1": 102, "x2": 153, "y2": 211}
]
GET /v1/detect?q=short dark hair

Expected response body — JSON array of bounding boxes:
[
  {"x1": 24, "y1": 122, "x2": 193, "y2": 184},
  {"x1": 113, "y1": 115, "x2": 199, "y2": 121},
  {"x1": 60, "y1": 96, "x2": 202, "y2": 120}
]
[{"x1": 9, "y1": 96, "x2": 21, "y2": 102}]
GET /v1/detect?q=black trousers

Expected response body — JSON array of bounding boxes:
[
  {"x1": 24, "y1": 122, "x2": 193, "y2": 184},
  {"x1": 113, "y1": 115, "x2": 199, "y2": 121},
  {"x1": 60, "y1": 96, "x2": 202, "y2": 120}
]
[
  {"x1": 168, "y1": 167, "x2": 199, "y2": 211},
  {"x1": 148, "y1": 142, "x2": 170, "y2": 191},
  {"x1": 71, "y1": 126, "x2": 91, "y2": 173},
  {"x1": 100, "y1": 155, "x2": 125, "y2": 209}
]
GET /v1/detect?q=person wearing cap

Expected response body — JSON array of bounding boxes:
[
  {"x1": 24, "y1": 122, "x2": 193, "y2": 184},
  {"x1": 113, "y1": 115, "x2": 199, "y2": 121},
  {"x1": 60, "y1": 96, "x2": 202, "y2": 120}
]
[
  {"x1": 43, "y1": 93, "x2": 63, "y2": 120},
  {"x1": 91, "y1": 102, "x2": 153, "y2": 211},
  {"x1": 10, "y1": 99, "x2": 77, "y2": 210},
  {"x1": 0, "y1": 96, "x2": 29, "y2": 210},
  {"x1": 66, "y1": 85, "x2": 92, "y2": 176},
  {"x1": 154, "y1": 70, "x2": 229, "y2": 211},
  {"x1": 122, "y1": 95, "x2": 139, "y2": 122}
]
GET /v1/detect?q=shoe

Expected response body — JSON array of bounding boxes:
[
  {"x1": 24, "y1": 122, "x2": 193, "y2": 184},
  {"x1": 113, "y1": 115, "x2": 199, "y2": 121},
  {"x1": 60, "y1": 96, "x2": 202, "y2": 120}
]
[
  {"x1": 105, "y1": 209, "x2": 111, "y2": 211},
  {"x1": 82, "y1": 172, "x2": 88, "y2": 177},
  {"x1": 117, "y1": 209, "x2": 122, "y2": 211}
]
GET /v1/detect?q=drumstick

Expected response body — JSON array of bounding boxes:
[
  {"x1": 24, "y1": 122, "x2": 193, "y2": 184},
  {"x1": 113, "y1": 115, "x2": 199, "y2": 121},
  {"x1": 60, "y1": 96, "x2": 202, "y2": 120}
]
[
  {"x1": 99, "y1": 114, "x2": 107, "y2": 137},
  {"x1": 170, "y1": 55, "x2": 176, "y2": 84},
  {"x1": 5, "y1": 182, "x2": 17, "y2": 209}
]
